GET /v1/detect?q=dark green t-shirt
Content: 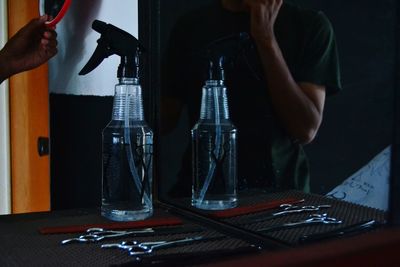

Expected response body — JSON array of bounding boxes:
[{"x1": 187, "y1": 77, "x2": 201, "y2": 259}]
[{"x1": 163, "y1": 1, "x2": 341, "y2": 195}]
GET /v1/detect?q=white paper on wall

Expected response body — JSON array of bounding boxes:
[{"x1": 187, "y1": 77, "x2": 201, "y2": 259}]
[
  {"x1": 326, "y1": 146, "x2": 391, "y2": 211},
  {"x1": 49, "y1": 0, "x2": 138, "y2": 96}
]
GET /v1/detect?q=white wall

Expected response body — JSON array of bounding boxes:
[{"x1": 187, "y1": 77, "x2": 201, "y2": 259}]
[
  {"x1": 49, "y1": 0, "x2": 139, "y2": 96},
  {"x1": 0, "y1": 0, "x2": 11, "y2": 215}
]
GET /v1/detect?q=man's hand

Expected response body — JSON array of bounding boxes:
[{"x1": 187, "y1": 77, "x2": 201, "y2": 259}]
[
  {"x1": 0, "y1": 15, "x2": 58, "y2": 82},
  {"x1": 244, "y1": 0, "x2": 283, "y2": 43}
]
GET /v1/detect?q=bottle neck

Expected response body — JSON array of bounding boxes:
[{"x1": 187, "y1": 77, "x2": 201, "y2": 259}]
[
  {"x1": 112, "y1": 78, "x2": 145, "y2": 121},
  {"x1": 199, "y1": 80, "x2": 230, "y2": 122}
]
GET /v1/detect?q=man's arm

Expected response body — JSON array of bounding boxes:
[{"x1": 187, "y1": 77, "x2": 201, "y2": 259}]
[
  {"x1": 257, "y1": 39, "x2": 326, "y2": 144},
  {"x1": 0, "y1": 15, "x2": 58, "y2": 84},
  {"x1": 245, "y1": 0, "x2": 326, "y2": 144}
]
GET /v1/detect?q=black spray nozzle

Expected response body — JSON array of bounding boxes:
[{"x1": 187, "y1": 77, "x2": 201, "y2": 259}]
[
  {"x1": 208, "y1": 56, "x2": 226, "y2": 81},
  {"x1": 79, "y1": 20, "x2": 145, "y2": 78},
  {"x1": 205, "y1": 32, "x2": 250, "y2": 81}
]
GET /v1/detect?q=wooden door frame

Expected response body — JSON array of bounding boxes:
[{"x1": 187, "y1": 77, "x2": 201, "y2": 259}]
[{"x1": 8, "y1": 0, "x2": 50, "y2": 213}]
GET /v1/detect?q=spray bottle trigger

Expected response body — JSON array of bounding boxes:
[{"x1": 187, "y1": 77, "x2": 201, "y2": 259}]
[{"x1": 79, "y1": 38, "x2": 113, "y2": 76}]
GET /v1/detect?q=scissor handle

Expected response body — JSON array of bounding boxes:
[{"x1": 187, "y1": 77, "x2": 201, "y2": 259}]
[
  {"x1": 101, "y1": 240, "x2": 140, "y2": 250},
  {"x1": 306, "y1": 213, "x2": 342, "y2": 224}
]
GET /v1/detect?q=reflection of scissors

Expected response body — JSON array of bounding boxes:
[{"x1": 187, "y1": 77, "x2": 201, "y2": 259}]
[
  {"x1": 61, "y1": 228, "x2": 154, "y2": 244},
  {"x1": 247, "y1": 203, "x2": 331, "y2": 224},
  {"x1": 102, "y1": 236, "x2": 213, "y2": 256},
  {"x1": 258, "y1": 213, "x2": 343, "y2": 233},
  {"x1": 273, "y1": 204, "x2": 332, "y2": 216}
]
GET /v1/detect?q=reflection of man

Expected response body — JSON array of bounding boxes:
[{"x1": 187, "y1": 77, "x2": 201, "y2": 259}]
[{"x1": 162, "y1": 0, "x2": 341, "y2": 196}]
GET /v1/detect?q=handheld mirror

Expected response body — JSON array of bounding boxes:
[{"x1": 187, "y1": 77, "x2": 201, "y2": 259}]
[{"x1": 39, "y1": 0, "x2": 72, "y2": 27}]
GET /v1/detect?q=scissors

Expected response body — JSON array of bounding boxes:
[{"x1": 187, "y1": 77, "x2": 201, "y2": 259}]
[
  {"x1": 61, "y1": 227, "x2": 155, "y2": 244},
  {"x1": 102, "y1": 236, "x2": 208, "y2": 256},
  {"x1": 258, "y1": 213, "x2": 343, "y2": 233}
]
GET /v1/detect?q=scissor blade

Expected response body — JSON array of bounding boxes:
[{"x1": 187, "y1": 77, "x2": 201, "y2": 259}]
[
  {"x1": 129, "y1": 235, "x2": 226, "y2": 256},
  {"x1": 61, "y1": 238, "x2": 79, "y2": 245},
  {"x1": 101, "y1": 243, "x2": 123, "y2": 249}
]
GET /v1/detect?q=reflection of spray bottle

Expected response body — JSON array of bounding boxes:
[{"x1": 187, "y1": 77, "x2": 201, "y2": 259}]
[
  {"x1": 191, "y1": 33, "x2": 249, "y2": 210},
  {"x1": 80, "y1": 20, "x2": 153, "y2": 221}
]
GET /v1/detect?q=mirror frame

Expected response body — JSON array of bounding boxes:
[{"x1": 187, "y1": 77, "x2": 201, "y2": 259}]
[{"x1": 39, "y1": 0, "x2": 72, "y2": 27}]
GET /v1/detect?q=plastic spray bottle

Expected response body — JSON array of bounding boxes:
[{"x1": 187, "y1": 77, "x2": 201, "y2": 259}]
[
  {"x1": 191, "y1": 33, "x2": 249, "y2": 210},
  {"x1": 80, "y1": 20, "x2": 153, "y2": 221}
]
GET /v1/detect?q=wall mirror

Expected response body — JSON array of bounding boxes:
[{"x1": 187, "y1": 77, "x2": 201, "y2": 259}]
[{"x1": 139, "y1": 0, "x2": 398, "y2": 245}]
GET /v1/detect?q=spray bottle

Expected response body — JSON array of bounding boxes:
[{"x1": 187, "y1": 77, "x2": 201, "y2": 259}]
[
  {"x1": 80, "y1": 20, "x2": 153, "y2": 221},
  {"x1": 191, "y1": 33, "x2": 249, "y2": 210}
]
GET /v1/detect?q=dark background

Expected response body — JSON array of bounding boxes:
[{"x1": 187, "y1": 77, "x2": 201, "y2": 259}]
[{"x1": 50, "y1": 0, "x2": 396, "y2": 210}]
